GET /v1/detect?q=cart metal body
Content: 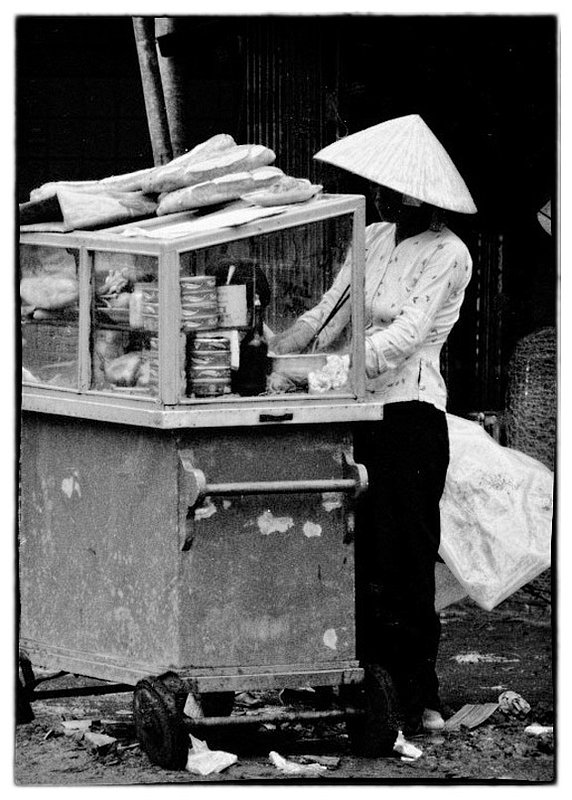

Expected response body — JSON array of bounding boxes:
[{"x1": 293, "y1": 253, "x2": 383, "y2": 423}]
[{"x1": 20, "y1": 414, "x2": 365, "y2": 693}]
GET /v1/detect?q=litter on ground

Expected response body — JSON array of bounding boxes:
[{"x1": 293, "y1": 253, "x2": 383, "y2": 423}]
[
  {"x1": 452, "y1": 652, "x2": 520, "y2": 664},
  {"x1": 443, "y1": 703, "x2": 500, "y2": 731},
  {"x1": 498, "y1": 690, "x2": 531, "y2": 718},
  {"x1": 393, "y1": 731, "x2": 423, "y2": 761},
  {"x1": 185, "y1": 734, "x2": 238, "y2": 776},
  {"x1": 269, "y1": 750, "x2": 328, "y2": 775}
]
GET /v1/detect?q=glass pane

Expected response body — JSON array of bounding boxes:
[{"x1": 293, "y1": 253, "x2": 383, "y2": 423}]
[
  {"x1": 91, "y1": 251, "x2": 160, "y2": 397},
  {"x1": 179, "y1": 215, "x2": 355, "y2": 399},
  {"x1": 20, "y1": 245, "x2": 80, "y2": 388}
]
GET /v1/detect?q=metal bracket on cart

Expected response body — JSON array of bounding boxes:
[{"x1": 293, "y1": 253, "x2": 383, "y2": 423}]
[{"x1": 179, "y1": 449, "x2": 368, "y2": 511}]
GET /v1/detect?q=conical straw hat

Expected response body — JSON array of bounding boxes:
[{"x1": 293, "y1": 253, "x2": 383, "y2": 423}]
[{"x1": 314, "y1": 114, "x2": 477, "y2": 214}]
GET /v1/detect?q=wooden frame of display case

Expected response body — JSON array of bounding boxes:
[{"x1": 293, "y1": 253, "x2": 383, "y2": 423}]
[{"x1": 21, "y1": 194, "x2": 386, "y2": 428}]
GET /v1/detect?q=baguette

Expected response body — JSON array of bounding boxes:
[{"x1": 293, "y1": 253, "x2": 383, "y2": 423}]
[
  {"x1": 100, "y1": 167, "x2": 155, "y2": 192},
  {"x1": 141, "y1": 133, "x2": 237, "y2": 193},
  {"x1": 146, "y1": 143, "x2": 276, "y2": 194},
  {"x1": 157, "y1": 172, "x2": 255, "y2": 216},
  {"x1": 242, "y1": 176, "x2": 323, "y2": 206},
  {"x1": 30, "y1": 180, "x2": 102, "y2": 202},
  {"x1": 29, "y1": 167, "x2": 156, "y2": 202},
  {"x1": 251, "y1": 165, "x2": 285, "y2": 188},
  {"x1": 29, "y1": 134, "x2": 236, "y2": 201},
  {"x1": 181, "y1": 144, "x2": 276, "y2": 186},
  {"x1": 156, "y1": 165, "x2": 284, "y2": 216},
  {"x1": 174, "y1": 132, "x2": 237, "y2": 164}
]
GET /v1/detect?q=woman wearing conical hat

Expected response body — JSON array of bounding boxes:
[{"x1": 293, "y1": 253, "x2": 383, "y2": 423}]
[{"x1": 270, "y1": 114, "x2": 477, "y2": 742}]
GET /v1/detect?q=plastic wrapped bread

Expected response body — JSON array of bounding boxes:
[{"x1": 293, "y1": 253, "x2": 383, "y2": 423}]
[
  {"x1": 156, "y1": 166, "x2": 284, "y2": 215},
  {"x1": 20, "y1": 275, "x2": 79, "y2": 310},
  {"x1": 144, "y1": 142, "x2": 276, "y2": 194},
  {"x1": 242, "y1": 175, "x2": 322, "y2": 206}
]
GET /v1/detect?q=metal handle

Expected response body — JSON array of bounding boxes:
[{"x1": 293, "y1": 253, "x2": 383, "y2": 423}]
[
  {"x1": 258, "y1": 412, "x2": 294, "y2": 423},
  {"x1": 180, "y1": 449, "x2": 368, "y2": 509}
]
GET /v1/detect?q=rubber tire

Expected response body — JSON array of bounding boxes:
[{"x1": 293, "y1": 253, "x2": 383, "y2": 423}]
[
  {"x1": 133, "y1": 677, "x2": 189, "y2": 770},
  {"x1": 344, "y1": 664, "x2": 400, "y2": 757},
  {"x1": 17, "y1": 651, "x2": 35, "y2": 724}
]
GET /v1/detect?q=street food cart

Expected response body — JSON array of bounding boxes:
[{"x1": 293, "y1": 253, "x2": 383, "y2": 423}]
[{"x1": 18, "y1": 194, "x2": 392, "y2": 767}]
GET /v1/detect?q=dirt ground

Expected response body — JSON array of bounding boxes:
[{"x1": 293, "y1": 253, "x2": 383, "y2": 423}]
[{"x1": 13, "y1": 575, "x2": 555, "y2": 787}]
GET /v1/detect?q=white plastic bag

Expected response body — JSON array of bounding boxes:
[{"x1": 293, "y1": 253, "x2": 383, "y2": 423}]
[
  {"x1": 439, "y1": 415, "x2": 553, "y2": 611},
  {"x1": 269, "y1": 751, "x2": 327, "y2": 775},
  {"x1": 185, "y1": 734, "x2": 237, "y2": 776}
]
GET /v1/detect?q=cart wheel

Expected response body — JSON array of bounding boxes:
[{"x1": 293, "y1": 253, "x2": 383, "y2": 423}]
[
  {"x1": 343, "y1": 664, "x2": 400, "y2": 757},
  {"x1": 133, "y1": 677, "x2": 189, "y2": 770},
  {"x1": 17, "y1": 650, "x2": 35, "y2": 724}
]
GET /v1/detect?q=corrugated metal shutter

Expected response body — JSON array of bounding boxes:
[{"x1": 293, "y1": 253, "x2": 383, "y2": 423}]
[{"x1": 244, "y1": 19, "x2": 331, "y2": 182}]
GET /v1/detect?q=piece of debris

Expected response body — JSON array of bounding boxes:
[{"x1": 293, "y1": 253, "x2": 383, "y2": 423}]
[
  {"x1": 293, "y1": 754, "x2": 341, "y2": 769},
  {"x1": 43, "y1": 729, "x2": 56, "y2": 741},
  {"x1": 269, "y1": 750, "x2": 328, "y2": 776},
  {"x1": 83, "y1": 731, "x2": 117, "y2": 756},
  {"x1": 235, "y1": 691, "x2": 264, "y2": 709},
  {"x1": 525, "y1": 724, "x2": 554, "y2": 737},
  {"x1": 525, "y1": 724, "x2": 554, "y2": 754},
  {"x1": 117, "y1": 742, "x2": 140, "y2": 752},
  {"x1": 100, "y1": 718, "x2": 135, "y2": 738},
  {"x1": 185, "y1": 734, "x2": 237, "y2": 776},
  {"x1": 393, "y1": 731, "x2": 423, "y2": 762},
  {"x1": 443, "y1": 703, "x2": 500, "y2": 731},
  {"x1": 452, "y1": 652, "x2": 520, "y2": 664},
  {"x1": 279, "y1": 687, "x2": 316, "y2": 705},
  {"x1": 498, "y1": 690, "x2": 531, "y2": 719},
  {"x1": 183, "y1": 693, "x2": 203, "y2": 718},
  {"x1": 61, "y1": 720, "x2": 92, "y2": 737}
]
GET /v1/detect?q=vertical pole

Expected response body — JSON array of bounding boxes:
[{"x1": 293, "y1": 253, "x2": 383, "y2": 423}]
[
  {"x1": 155, "y1": 17, "x2": 189, "y2": 158},
  {"x1": 78, "y1": 246, "x2": 92, "y2": 392},
  {"x1": 351, "y1": 196, "x2": 366, "y2": 401},
  {"x1": 159, "y1": 247, "x2": 182, "y2": 405},
  {"x1": 132, "y1": 16, "x2": 173, "y2": 166}
]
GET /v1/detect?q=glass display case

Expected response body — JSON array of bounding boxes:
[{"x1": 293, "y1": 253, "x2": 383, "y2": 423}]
[{"x1": 20, "y1": 194, "x2": 381, "y2": 427}]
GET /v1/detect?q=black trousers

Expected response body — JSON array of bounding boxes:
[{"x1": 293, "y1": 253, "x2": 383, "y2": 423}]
[{"x1": 353, "y1": 401, "x2": 450, "y2": 723}]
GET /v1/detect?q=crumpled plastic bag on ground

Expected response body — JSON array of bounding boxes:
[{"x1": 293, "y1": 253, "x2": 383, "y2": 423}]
[
  {"x1": 185, "y1": 734, "x2": 237, "y2": 776},
  {"x1": 439, "y1": 414, "x2": 553, "y2": 611},
  {"x1": 393, "y1": 731, "x2": 423, "y2": 761},
  {"x1": 525, "y1": 724, "x2": 553, "y2": 737},
  {"x1": 269, "y1": 750, "x2": 328, "y2": 775},
  {"x1": 498, "y1": 690, "x2": 531, "y2": 718}
]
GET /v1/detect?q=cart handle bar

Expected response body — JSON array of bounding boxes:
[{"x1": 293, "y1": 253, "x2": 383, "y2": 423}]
[{"x1": 180, "y1": 450, "x2": 368, "y2": 509}]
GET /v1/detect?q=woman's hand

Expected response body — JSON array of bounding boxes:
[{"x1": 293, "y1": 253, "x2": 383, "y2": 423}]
[{"x1": 268, "y1": 319, "x2": 315, "y2": 354}]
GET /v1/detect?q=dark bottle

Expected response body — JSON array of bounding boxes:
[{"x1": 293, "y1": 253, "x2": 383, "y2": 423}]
[{"x1": 232, "y1": 300, "x2": 269, "y2": 396}]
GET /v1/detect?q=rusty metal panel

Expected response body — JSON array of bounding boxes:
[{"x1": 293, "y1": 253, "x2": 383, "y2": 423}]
[
  {"x1": 19, "y1": 415, "x2": 357, "y2": 683},
  {"x1": 19, "y1": 414, "x2": 184, "y2": 672},
  {"x1": 176, "y1": 426, "x2": 356, "y2": 668}
]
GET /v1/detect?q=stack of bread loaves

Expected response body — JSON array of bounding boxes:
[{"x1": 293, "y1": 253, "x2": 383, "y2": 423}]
[{"x1": 27, "y1": 133, "x2": 323, "y2": 218}]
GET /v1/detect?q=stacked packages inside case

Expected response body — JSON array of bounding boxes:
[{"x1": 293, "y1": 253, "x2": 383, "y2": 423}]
[
  {"x1": 180, "y1": 276, "x2": 219, "y2": 332},
  {"x1": 187, "y1": 335, "x2": 232, "y2": 397}
]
